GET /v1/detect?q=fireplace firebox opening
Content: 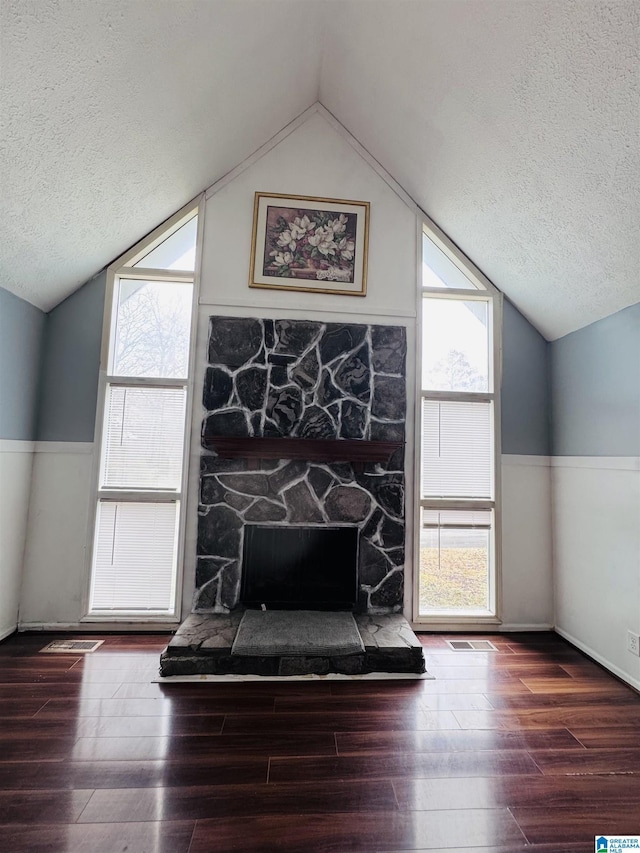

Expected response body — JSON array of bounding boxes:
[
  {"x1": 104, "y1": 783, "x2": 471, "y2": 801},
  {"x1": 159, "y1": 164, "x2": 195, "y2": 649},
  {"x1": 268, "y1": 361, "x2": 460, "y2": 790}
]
[{"x1": 241, "y1": 525, "x2": 359, "y2": 611}]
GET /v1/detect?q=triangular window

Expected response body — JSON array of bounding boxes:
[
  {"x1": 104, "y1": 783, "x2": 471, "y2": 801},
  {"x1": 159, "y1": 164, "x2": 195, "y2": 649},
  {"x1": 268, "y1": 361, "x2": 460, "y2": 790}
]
[
  {"x1": 127, "y1": 216, "x2": 198, "y2": 271},
  {"x1": 422, "y1": 232, "x2": 485, "y2": 290}
]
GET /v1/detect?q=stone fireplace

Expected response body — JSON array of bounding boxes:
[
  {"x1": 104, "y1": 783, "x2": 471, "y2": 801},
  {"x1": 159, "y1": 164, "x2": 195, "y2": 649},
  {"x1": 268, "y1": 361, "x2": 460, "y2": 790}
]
[
  {"x1": 194, "y1": 316, "x2": 407, "y2": 615},
  {"x1": 159, "y1": 319, "x2": 425, "y2": 676}
]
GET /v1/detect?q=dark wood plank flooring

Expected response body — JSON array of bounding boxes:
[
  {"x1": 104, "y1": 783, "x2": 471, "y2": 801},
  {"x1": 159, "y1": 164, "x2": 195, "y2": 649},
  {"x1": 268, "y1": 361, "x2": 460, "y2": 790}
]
[{"x1": 1, "y1": 630, "x2": 639, "y2": 851}]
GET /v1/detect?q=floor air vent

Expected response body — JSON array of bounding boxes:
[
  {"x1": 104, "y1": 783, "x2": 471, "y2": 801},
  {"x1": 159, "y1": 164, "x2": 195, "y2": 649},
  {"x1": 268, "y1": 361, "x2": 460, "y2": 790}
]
[
  {"x1": 40, "y1": 640, "x2": 104, "y2": 654},
  {"x1": 446, "y1": 640, "x2": 498, "y2": 652}
]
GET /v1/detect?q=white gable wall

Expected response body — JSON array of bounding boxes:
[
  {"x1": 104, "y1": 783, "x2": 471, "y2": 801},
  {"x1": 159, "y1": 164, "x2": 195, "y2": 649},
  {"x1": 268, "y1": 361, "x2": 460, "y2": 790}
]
[{"x1": 184, "y1": 110, "x2": 418, "y2": 616}]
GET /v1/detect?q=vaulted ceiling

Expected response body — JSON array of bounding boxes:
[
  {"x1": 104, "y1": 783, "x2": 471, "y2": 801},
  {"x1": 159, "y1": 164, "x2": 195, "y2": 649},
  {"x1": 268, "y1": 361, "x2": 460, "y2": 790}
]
[{"x1": 2, "y1": 0, "x2": 638, "y2": 339}]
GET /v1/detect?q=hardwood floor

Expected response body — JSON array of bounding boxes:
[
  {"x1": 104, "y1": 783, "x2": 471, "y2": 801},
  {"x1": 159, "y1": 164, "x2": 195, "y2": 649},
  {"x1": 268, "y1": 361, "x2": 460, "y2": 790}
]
[{"x1": 1, "y1": 631, "x2": 639, "y2": 852}]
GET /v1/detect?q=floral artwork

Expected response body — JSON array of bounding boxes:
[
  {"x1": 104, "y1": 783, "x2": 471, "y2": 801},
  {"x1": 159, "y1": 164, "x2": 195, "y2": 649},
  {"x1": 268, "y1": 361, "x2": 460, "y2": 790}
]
[
  {"x1": 250, "y1": 193, "x2": 369, "y2": 296},
  {"x1": 264, "y1": 206, "x2": 356, "y2": 283}
]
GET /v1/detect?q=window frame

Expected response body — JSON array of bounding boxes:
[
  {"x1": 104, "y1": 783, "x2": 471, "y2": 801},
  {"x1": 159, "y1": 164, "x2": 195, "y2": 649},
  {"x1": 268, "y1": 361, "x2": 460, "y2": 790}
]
[
  {"x1": 81, "y1": 197, "x2": 204, "y2": 624},
  {"x1": 414, "y1": 219, "x2": 503, "y2": 629}
]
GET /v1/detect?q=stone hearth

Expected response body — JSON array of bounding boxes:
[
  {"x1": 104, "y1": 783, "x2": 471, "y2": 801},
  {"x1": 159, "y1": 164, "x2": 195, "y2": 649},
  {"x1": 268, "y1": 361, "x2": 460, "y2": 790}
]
[{"x1": 160, "y1": 612, "x2": 425, "y2": 676}]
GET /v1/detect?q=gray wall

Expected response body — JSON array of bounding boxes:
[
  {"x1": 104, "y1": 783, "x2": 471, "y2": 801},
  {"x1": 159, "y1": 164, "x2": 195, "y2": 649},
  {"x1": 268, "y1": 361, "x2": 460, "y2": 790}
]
[
  {"x1": 36, "y1": 273, "x2": 106, "y2": 442},
  {"x1": 0, "y1": 288, "x2": 46, "y2": 440},
  {"x1": 551, "y1": 302, "x2": 640, "y2": 457},
  {"x1": 501, "y1": 298, "x2": 550, "y2": 456}
]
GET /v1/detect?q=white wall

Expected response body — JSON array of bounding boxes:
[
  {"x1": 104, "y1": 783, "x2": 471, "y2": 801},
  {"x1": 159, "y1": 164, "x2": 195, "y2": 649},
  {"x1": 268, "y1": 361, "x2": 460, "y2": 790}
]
[
  {"x1": 551, "y1": 306, "x2": 640, "y2": 690},
  {"x1": 553, "y1": 457, "x2": 640, "y2": 690},
  {"x1": 501, "y1": 456, "x2": 553, "y2": 629},
  {"x1": 19, "y1": 444, "x2": 95, "y2": 627},
  {"x1": 0, "y1": 288, "x2": 45, "y2": 638},
  {"x1": 0, "y1": 442, "x2": 34, "y2": 638},
  {"x1": 199, "y1": 112, "x2": 417, "y2": 317}
]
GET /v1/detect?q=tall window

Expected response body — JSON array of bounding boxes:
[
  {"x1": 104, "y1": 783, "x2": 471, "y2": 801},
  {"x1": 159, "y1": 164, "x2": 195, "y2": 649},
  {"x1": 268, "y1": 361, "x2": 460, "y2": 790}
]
[
  {"x1": 87, "y1": 206, "x2": 199, "y2": 618},
  {"x1": 417, "y1": 229, "x2": 501, "y2": 623}
]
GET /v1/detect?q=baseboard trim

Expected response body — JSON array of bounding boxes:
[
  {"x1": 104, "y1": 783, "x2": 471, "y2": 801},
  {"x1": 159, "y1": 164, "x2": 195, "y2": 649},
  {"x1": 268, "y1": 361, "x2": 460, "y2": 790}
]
[
  {"x1": 411, "y1": 622, "x2": 553, "y2": 634},
  {"x1": 411, "y1": 615, "x2": 502, "y2": 632},
  {"x1": 0, "y1": 625, "x2": 17, "y2": 642},
  {"x1": 555, "y1": 626, "x2": 640, "y2": 692},
  {"x1": 18, "y1": 622, "x2": 177, "y2": 633}
]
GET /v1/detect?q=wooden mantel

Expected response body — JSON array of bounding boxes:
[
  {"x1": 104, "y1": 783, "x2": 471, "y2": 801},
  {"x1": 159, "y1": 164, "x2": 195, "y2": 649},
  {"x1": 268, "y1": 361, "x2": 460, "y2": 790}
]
[{"x1": 203, "y1": 435, "x2": 403, "y2": 471}]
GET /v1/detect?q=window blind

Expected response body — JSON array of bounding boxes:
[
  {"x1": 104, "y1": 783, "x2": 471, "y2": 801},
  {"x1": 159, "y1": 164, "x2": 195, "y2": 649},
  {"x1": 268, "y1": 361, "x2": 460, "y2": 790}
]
[
  {"x1": 422, "y1": 509, "x2": 492, "y2": 528},
  {"x1": 90, "y1": 501, "x2": 179, "y2": 611},
  {"x1": 101, "y1": 385, "x2": 187, "y2": 490},
  {"x1": 421, "y1": 400, "x2": 493, "y2": 499}
]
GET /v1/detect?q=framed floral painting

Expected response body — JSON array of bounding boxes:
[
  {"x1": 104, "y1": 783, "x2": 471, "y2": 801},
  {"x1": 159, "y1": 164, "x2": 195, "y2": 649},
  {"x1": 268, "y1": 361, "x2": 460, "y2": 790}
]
[{"x1": 249, "y1": 193, "x2": 370, "y2": 296}]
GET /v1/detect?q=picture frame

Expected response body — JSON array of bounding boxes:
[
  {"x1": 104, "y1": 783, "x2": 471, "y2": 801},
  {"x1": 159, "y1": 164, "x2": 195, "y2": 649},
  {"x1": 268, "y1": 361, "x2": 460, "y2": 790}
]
[{"x1": 249, "y1": 192, "x2": 370, "y2": 296}]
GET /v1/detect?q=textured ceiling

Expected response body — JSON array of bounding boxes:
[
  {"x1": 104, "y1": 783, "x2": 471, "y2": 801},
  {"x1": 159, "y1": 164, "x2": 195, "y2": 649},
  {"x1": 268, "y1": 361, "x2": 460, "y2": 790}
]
[
  {"x1": 1, "y1": 0, "x2": 639, "y2": 338},
  {"x1": 1, "y1": 0, "x2": 322, "y2": 311},
  {"x1": 322, "y1": 0, "x2": 640, "y2": 339}
]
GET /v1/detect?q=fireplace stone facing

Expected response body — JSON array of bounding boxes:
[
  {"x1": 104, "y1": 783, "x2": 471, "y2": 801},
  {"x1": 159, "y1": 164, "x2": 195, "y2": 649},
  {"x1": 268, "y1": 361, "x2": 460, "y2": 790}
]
[{"x1": 195, "y1": 317, "x2": 408, "y2": 615}]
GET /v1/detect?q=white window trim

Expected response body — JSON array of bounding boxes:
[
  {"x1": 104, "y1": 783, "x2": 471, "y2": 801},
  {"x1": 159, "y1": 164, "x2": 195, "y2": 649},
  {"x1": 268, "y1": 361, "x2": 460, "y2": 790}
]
[
  {"x1": 81, "y1": 195, "x2": 204, "y2": 623},
  {"x1": 413, "y1": 218, "x2": 503, "y2": 630}
]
